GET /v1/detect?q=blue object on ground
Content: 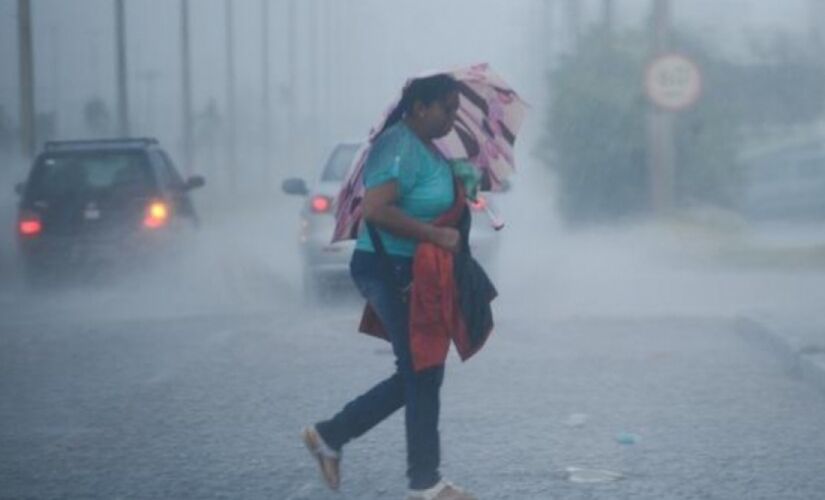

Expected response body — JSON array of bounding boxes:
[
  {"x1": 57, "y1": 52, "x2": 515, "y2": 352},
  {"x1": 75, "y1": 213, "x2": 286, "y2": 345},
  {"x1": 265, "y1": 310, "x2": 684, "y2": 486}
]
[{"x1": 616, "y1": 432, "x2": 640, "y2": 445}]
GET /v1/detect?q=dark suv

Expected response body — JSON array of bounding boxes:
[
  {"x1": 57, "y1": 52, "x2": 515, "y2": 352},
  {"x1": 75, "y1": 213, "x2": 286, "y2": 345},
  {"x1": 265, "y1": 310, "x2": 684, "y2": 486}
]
[{"x1": 14, "y1": 138, "x2": 205, "y2": 283}]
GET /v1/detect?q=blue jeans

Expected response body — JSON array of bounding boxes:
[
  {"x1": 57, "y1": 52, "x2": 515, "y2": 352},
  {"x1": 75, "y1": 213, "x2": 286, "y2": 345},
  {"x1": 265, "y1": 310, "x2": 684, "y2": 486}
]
[{"x1": 315, "y1": 250, "x2": 444, "y2": 490}]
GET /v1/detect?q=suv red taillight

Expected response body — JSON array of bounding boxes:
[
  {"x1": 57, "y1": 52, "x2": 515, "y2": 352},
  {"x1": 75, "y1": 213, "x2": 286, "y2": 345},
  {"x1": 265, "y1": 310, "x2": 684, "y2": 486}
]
[
  {"x1": 18, "y1": 212, "x2": 42, "y2": 237},
  {"x1": 143, "y1": 200, "x2": 170, "y2": 229},
  {"x1": 310, "y1": 195, "x2": 332, "y2": 214},
  {"x1": 19, "y1": 219, "x2": 42, "y2": 236}
]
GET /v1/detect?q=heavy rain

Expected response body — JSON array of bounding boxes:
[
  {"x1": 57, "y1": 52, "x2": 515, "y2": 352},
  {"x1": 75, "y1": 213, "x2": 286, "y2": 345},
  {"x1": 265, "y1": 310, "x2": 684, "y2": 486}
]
[{"x1": 1, "y1": 1, "x2": 824, "y2": 499}]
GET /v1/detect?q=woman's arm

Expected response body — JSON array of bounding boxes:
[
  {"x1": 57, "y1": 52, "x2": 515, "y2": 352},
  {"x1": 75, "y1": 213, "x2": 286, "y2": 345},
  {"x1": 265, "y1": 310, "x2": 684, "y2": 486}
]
[{"x1": 362, "y1": 181, "x2": 460, "y2": 253}]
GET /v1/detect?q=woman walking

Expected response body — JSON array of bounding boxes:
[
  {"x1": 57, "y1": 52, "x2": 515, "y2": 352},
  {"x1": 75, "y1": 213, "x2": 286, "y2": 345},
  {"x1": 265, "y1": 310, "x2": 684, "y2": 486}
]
[{"x1": 302, "y1": 73, "x2": 495, "y2": 500}]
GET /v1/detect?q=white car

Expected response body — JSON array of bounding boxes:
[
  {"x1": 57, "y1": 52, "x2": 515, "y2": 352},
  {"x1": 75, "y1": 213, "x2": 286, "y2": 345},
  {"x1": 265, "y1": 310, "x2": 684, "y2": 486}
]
[{"x1": 282, "y1": 143, "x2": 501, "y2": 300}]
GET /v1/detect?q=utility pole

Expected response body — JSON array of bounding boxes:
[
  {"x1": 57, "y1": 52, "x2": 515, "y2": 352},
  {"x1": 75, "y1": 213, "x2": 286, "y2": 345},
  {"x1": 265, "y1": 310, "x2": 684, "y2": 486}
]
[
  {"x1": 310, "y1": 0, "x2": 321, "y2": 150},
  {"x1": 564, "y1": 0, "x2": 581, "y2": 53},
  {"x1": 225, "y1": 0, "x2": 237, "y2": 192},
  {"x1": 544, "y1": 0, "x2": 558, "y2": 68},
  {"x1": 287, "y1": 0, "x2": 297, "y2": 175},
  {"x1": 49, "y1": 25, "x2": 61, "y2": 138},
  {"x1": 17, "y1": 0, "x2": 35, "y2": 160},
  {"x1": 308, "y1": 0, "x2": 318, "y2": 139},
  {"x1": 809, "y1": 0, "x2": 825, "y2": 141},
  {"x1": 115, "y1": 0, "x2": 129, "y2": 137},
  {"x1": 811, "y1": 0, "x2": 825, "y2": 50},
  {"x1": 180, "y1": 0, "x2": 193, "y2": 175},
  {"x1": 646, "y1": 0, "x2": 676, "y2": 213},
  {"x1": 602, "y1": 0, "x2": 614, "y2": 37},
  {"x1": 261, "y1": 0, "x2": 272, "y2": 188}
]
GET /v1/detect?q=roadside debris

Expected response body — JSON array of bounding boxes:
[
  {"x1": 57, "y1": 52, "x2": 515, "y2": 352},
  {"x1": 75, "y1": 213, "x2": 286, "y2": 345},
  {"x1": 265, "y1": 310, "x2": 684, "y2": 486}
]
[
  {"x1": 616, "y1": 432, "x2": 640, "y2": 445},
  {"x1": 563, "y1": 413, "x2": 590, "y2": 428},
  {"x1": 564, "y1": 467, "x2": 624, "y2": 483}
]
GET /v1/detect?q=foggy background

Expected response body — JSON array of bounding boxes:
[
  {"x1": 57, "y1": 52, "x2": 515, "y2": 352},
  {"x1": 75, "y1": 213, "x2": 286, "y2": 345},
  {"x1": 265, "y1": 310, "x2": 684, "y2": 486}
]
[
  {"x1": 3, "y1": 2, "x2": 825, "y2": 499},
  {"x1": 2, "y1": 0, "x2": 823, "y2": 319}
]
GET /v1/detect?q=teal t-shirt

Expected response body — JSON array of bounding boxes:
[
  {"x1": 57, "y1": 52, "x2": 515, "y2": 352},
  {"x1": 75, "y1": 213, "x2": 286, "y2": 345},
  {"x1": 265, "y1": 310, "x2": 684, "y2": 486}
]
[{"x1": 355, "y1": 122, "x2": 455, "y2": 257}]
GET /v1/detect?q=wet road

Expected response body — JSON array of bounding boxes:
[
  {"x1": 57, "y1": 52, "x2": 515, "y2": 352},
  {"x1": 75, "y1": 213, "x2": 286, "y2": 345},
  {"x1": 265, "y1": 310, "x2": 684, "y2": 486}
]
[
  {"x1": 3, "y1": 190, "x2": 825, "y2": 499},
  {"x1": 2, "y1": 294, "x2": 825, "y2": 499}
]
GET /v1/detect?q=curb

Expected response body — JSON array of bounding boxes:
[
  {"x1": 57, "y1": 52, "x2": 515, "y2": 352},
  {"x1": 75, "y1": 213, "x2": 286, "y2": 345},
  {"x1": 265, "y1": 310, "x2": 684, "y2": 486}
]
[{"x1": 736, "y1": 317, "x2": 825, "y2": 393}]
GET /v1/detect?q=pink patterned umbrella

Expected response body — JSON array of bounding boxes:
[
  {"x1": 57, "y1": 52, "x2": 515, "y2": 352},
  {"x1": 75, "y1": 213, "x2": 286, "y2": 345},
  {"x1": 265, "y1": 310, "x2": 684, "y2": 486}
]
[{"x1": 332, "y1": 63, "x2": 528, "y2": 242}]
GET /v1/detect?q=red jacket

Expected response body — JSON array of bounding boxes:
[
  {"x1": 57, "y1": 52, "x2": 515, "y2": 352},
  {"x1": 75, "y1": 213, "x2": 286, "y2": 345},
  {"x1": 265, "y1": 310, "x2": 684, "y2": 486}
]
[{"x1": 359, "y1": 185, "x2": 497, "y2": 372}]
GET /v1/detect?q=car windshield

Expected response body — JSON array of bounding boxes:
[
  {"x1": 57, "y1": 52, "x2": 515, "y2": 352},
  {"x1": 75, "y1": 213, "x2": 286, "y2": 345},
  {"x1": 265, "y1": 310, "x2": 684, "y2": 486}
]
[
  {"x1": 27, "y1": 151, "x2": 153, "y2": 199},
  {"x1": 321, "y1": 144, "x2": 360, "y2": 182}
]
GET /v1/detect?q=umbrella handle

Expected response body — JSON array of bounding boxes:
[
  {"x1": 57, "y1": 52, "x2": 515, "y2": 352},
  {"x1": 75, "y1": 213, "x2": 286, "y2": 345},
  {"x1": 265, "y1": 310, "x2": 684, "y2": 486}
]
[{"x1": 484, "y1": 204, "x2": 505, "y2": 231}]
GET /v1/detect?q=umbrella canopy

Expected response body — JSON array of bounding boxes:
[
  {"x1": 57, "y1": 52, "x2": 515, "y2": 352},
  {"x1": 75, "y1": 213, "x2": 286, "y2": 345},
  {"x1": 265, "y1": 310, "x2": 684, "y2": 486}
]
[{"x1": 332, "y1": 63, "x2": 527, "y2": 242}]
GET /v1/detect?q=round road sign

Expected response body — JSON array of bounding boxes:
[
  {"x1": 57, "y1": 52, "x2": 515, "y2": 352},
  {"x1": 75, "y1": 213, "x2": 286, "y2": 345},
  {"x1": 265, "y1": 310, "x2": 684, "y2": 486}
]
[{"x1": 644, "y1": 53, "x2": 702, "y2": 111}]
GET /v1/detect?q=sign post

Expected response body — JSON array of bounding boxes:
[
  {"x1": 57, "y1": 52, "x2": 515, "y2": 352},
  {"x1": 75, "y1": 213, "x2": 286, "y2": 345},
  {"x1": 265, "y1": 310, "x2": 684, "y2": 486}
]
[{"x1": 644, "y1": 52, "x2": 702, "y2": 214}]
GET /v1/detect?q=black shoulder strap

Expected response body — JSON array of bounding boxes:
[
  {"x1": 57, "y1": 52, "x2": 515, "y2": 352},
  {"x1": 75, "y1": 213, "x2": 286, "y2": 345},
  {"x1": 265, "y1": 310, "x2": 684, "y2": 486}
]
[
  {"x1": 366, "y1": 222, "x2": 409, "y2": 301},
  {"x1": 366, "y1": 222, "x2": 389, "y2": 258}
]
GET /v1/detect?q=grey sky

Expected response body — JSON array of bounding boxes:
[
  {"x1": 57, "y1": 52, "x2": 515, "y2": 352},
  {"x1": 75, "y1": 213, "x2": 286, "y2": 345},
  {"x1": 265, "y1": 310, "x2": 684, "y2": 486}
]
[{"x1": 0, "y1": 0, "x2": 813, "y2": 175}]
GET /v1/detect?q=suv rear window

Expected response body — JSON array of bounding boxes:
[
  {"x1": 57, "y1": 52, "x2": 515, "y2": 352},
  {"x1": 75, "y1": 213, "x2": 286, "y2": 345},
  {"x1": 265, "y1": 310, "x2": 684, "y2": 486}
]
[
  {"x1": 322, "y1": 144, "x2": 360, "y2": 182},
  {"x1": 27, "y1": 151, "x2": 154, "y2": 199}
]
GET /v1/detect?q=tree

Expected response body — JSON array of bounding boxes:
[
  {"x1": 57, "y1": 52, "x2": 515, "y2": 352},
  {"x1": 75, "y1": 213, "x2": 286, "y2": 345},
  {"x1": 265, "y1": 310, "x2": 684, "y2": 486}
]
[
  {"x1": 542, "y1": 28, "x2": 825, "y2": 224},
  {"x1": 543, "y1": 31, "x2": 651, "y2": 223}
]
